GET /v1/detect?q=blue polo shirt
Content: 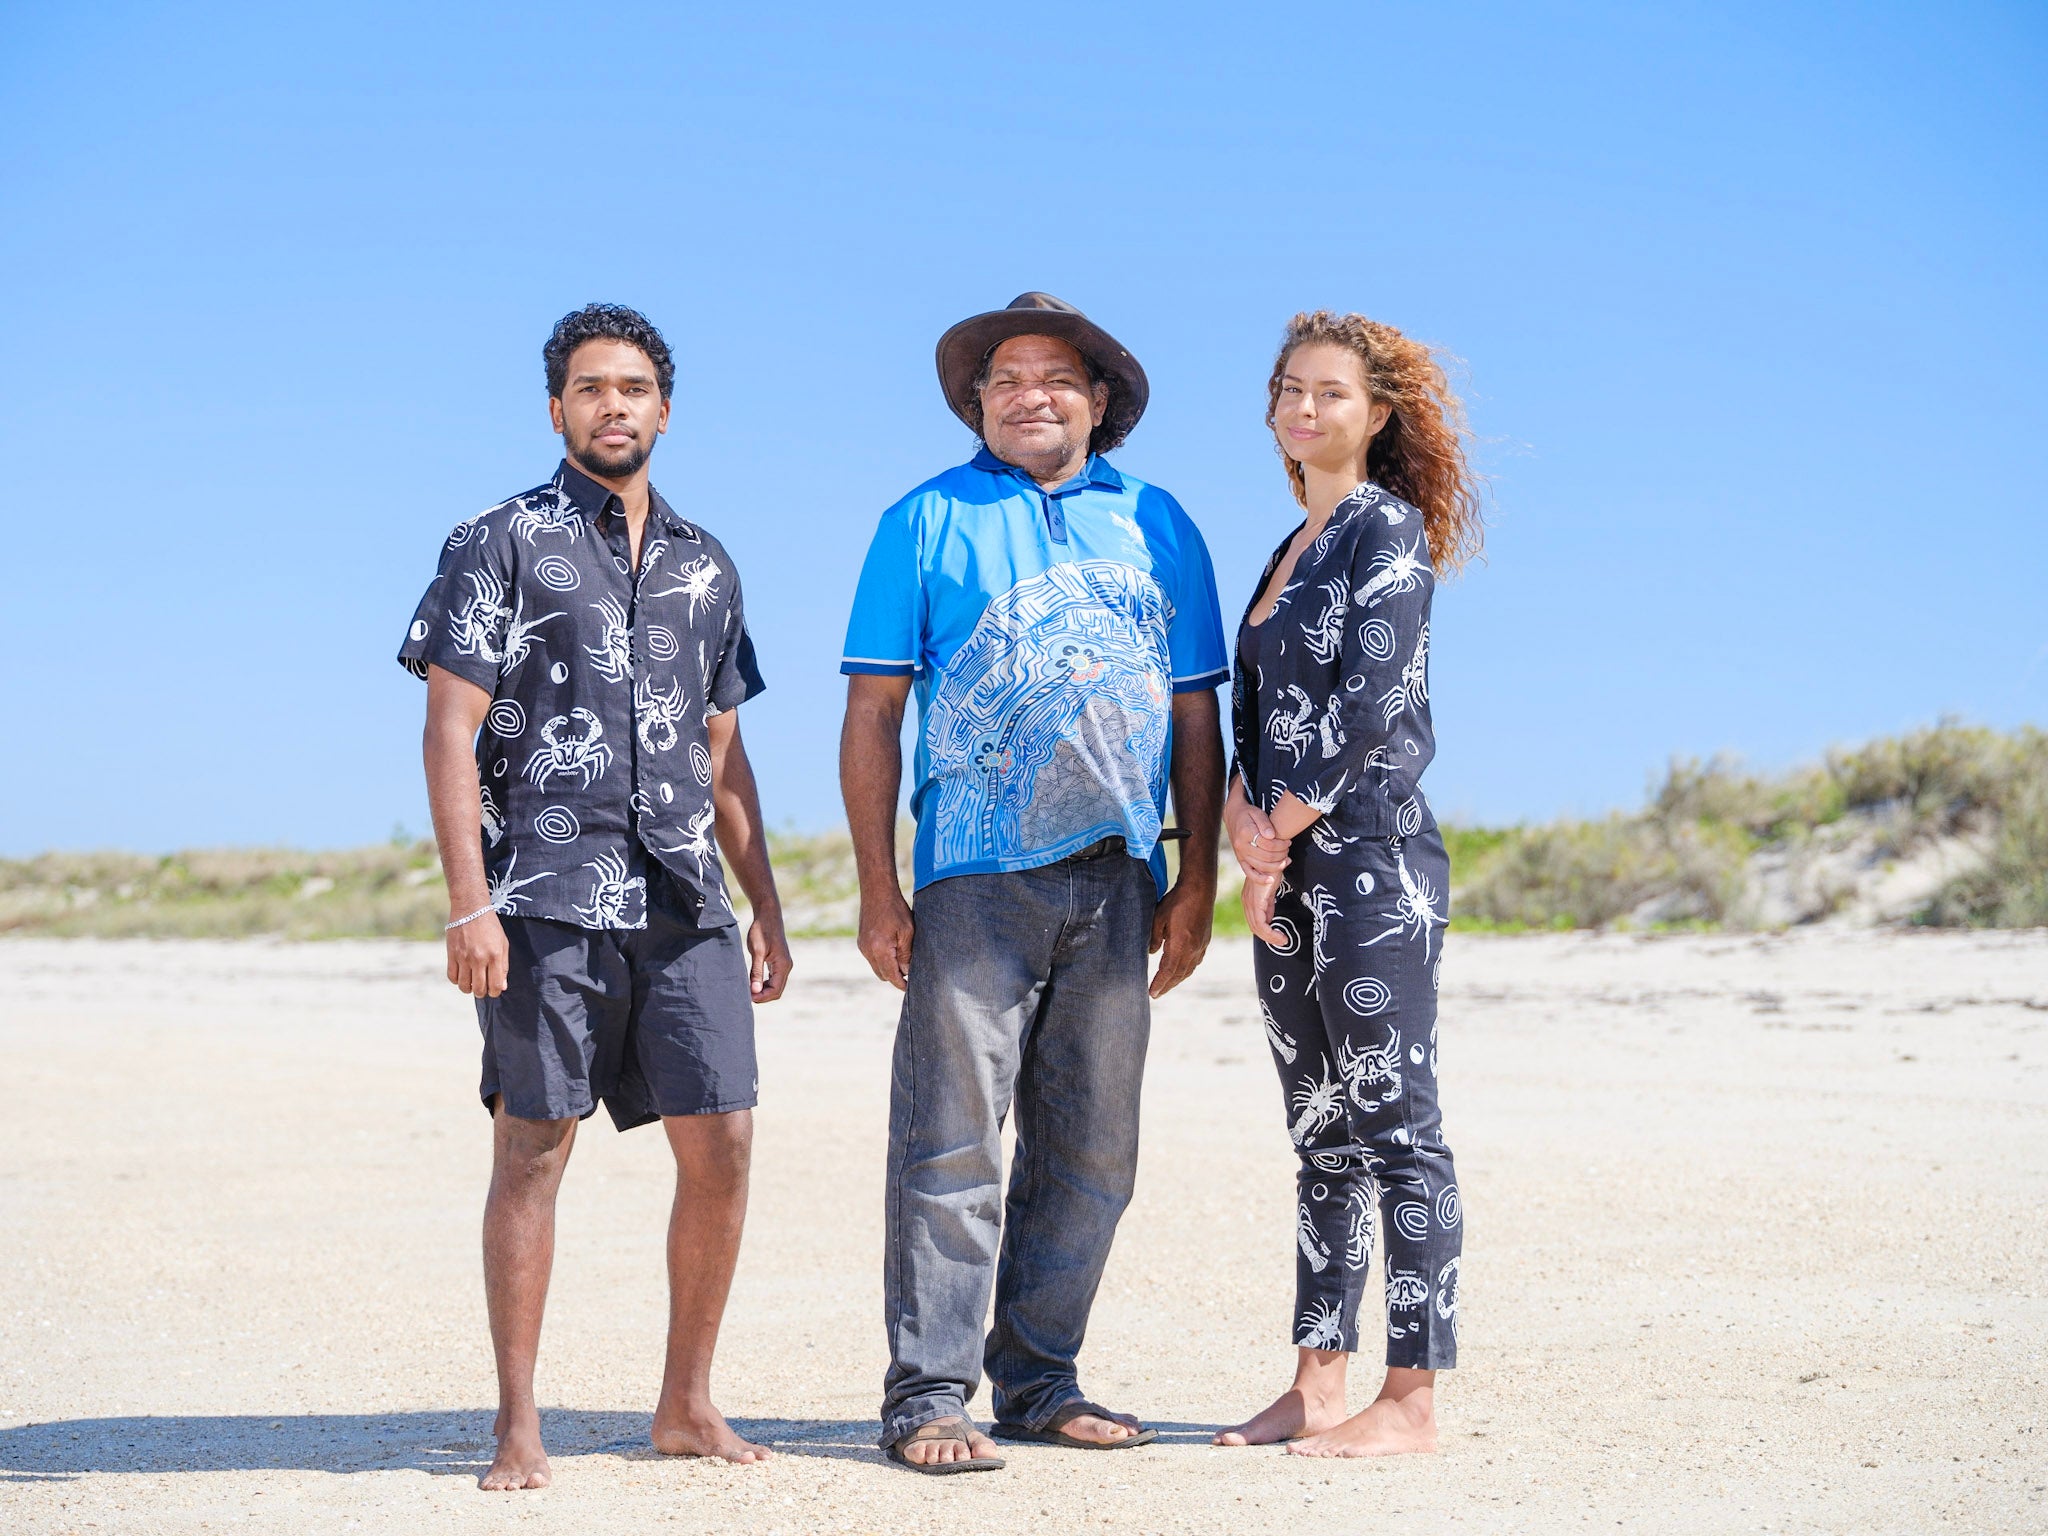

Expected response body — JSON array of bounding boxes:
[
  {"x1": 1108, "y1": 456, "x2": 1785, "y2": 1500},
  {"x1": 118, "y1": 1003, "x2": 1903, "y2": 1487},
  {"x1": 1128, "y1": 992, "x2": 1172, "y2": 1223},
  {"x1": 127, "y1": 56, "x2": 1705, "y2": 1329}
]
[{"x1": 843, "y1": 447, "x2": 1229, "y2": 893}]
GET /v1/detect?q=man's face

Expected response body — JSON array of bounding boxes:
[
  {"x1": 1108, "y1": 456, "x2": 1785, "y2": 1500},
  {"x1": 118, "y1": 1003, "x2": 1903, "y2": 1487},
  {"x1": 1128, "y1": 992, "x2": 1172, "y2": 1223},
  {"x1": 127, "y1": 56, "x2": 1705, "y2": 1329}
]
[
  {"x1": 549, "y1": 338, "x2": 669, "y2": 481},
  {"x1": 978, "y1": 335, "x2": 1107, "y2": 471}
]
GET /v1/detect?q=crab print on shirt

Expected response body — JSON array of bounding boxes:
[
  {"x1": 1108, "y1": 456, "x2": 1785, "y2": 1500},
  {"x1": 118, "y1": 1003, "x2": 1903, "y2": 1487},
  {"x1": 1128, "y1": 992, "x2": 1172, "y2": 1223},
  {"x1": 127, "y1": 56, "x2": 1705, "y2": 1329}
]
[{"x1": 398, "y1": 460, "x2": 764, "y2": 930}]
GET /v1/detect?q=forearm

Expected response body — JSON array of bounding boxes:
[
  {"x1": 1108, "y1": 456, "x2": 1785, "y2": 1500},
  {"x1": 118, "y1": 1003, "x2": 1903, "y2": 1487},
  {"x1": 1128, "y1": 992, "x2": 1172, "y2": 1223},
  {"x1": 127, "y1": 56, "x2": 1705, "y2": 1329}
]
[
  {"x1": 1268, "y1": 791, "x2": 1324, "y2": 840},
  {"x1": 1168, "y1": 693, "x2": 1224, "y2": 896},
  {"x1": 710, "y1": 747, "x2": 780, "y2": 917},
  {"x1": 424, "y1": 722, "x2": 489, "y2": 912},
  {"x1": 839, "y1": 689, "x2": 906, "y2": 901}
]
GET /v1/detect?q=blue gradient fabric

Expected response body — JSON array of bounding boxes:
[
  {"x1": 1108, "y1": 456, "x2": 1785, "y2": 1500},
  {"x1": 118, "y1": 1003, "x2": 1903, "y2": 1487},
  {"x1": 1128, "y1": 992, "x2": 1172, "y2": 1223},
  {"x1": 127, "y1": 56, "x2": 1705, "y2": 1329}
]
[{"x1": 842, "y1": 448, "x2": 1228, "y2": 893}]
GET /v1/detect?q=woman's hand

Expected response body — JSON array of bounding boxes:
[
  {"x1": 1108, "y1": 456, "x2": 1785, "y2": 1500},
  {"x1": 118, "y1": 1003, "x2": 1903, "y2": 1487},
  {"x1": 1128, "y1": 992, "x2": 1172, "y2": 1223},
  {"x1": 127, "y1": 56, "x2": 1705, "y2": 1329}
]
[
  {"x1": 1225, "y1": 790, "x2": 1291, "y2": 882},
  {"x1": 1241, "y1": 872, "x2": 1286, "y2": 946}
]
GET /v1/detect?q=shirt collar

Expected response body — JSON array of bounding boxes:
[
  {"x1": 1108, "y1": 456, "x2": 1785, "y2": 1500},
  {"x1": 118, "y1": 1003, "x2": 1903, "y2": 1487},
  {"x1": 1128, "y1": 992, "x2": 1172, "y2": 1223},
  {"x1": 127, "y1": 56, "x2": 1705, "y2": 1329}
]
[
  {"x1": 555, "y1": 458, "x2": 688, "y2": 533},
  {"x1": 970, "y1": 446, "x2": 1125, "y2": 494}
]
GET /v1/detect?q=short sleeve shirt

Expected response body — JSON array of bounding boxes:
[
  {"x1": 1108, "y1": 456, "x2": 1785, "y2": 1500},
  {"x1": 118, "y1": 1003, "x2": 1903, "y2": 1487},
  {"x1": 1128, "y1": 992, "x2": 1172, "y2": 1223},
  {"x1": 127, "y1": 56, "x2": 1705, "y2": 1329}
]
[
  {"x1": 398, "y1": 461, "x2": 765, "y2": 929},
  {"x1": 841, "y1": 448, "x2": 1229, "y2": 894}
]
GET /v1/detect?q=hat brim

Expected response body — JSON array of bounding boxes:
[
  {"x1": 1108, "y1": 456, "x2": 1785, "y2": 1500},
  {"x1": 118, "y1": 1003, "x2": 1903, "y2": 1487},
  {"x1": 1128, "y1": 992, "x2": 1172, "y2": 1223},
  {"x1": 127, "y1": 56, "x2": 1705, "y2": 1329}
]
[{"x1": 935, "y1": 309, "x2": 1149, "y2": 442}]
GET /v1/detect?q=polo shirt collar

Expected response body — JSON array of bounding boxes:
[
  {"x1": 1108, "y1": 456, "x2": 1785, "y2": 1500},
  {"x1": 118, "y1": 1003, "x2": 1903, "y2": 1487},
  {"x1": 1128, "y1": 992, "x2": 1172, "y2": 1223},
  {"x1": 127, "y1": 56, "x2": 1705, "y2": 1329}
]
[{"x1": 970, "y1": 446, "x2": 1125, "y2": 495}]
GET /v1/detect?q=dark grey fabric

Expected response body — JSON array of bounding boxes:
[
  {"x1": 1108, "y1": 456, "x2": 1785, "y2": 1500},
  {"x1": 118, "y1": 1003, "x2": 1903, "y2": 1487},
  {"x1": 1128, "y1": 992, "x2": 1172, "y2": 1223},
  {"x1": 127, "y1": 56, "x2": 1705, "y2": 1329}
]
[
  {"x1": 1231, "y1": 480, "x2": 1436, "y2": 840},
  {"x1": 879, "y1": 841, "x2": 1156, "y2": 1449},
  {"x1": 398, "y1": 459, "x2": 764, "y2": 929},
  {"x1": 478, "y1": 862, "x2": 758, "y2": 1129},
  {"x1": 1256, "y1": 825, "x2": 1460, "y2": 1369}
]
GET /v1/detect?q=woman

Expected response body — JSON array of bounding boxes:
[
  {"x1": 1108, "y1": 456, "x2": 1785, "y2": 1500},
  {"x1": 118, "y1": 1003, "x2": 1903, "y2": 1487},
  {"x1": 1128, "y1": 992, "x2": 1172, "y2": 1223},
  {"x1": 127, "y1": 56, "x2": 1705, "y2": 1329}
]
[{"x1": 1216, "y1": 311, "x2": 1483, "y2": 1458}]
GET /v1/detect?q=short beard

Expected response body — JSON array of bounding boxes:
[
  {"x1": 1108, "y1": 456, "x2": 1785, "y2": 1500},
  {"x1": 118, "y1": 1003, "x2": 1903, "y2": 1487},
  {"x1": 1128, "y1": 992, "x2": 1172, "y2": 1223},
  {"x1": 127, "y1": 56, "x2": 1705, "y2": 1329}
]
[{"x1": 568, "y1": 434, "x2": 650, "y2": 481}]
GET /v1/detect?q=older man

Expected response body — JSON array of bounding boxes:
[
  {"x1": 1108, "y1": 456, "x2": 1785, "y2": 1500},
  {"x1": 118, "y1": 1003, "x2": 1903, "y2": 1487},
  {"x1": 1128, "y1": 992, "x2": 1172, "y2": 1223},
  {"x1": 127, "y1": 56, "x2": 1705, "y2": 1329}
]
[{"x1": 839, "y1": 293, "x2": 1228, "y2": 1472}]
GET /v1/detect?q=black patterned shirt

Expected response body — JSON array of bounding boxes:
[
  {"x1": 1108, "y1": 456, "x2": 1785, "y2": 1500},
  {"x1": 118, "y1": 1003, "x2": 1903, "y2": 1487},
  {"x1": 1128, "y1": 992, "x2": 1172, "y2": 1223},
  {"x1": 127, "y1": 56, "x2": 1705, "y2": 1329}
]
[
  {"x1": 1231, "y1": 480, "x2": 1437, "y2": 840},
  {"x1": 398, "y1": 460, "x2": 765, "y2": 929}
]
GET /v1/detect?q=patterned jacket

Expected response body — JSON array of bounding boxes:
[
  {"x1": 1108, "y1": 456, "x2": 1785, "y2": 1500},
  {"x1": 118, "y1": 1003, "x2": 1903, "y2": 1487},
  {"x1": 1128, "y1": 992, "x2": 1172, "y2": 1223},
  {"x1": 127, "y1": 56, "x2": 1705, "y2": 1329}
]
[{"x1": 1231, "y1": 480, "x2": 1436, "y2": 840}]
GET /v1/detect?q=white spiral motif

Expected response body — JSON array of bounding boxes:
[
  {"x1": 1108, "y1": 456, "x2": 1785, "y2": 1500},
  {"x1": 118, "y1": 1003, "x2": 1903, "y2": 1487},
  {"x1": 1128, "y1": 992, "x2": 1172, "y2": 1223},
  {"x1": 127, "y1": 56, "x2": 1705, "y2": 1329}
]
[
  {"x1": 1262, "y1": 915, "x2": 1301, "y2": 955},
  {"x1": 533, "y1": 807, "x2": 580, "y2": 845},
  {"x1": 1344, "y1": 673, "x2": 1368, "y2": 693},
  {"x1": 445, "y1": 518, "x2": 485, "y2": 550},
  {"x1": 647, "y1": 625, "x2": 679, "y2": 661},
  {"x1": 491, "y1": 758, "x2": 508, "y2": 777},
  {"x1": 534, "y1": 554, "x2": 580, "y2": 592},
  {"x1": 1268, "y1": 974, "x2": 1285, "y2": 993},
  {"x1": 690, "y1": 742, "x2": 713, "y2": 786},
  {"x1": 1343, "y1": 976, "x2": 1392, "y2": 1016},
  {"x1": 1397, "y1": 797, "x2": 1423, "y2": 837},
  {"x1": 1437, "y1": 1186, "x2": 1462, "y2": 1228},
  {"x1": 486, "y1": 699, "x2": 526, "y2": 738},
  {"x1": 1359, "y1": 618, "x2": 1396, "y2": 661},
  {"x1": 1394, "y1": 1202, "x2": 1430, "y2": 1242}
]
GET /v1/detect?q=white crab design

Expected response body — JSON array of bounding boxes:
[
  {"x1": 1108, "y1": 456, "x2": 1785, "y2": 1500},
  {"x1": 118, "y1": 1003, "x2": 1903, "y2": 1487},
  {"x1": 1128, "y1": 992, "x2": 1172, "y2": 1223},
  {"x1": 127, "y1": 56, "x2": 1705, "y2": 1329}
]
[
  {"x1": 1305, "y1": 884, "x2": 1342, "y2": 974},
  {"x1": 1296, "y1": 1202, "x2": 1332, "y2": 1275},
  {"x1": 1435, "y1": 1257, "x2": 1460, "y2": 1325},
  {"x1": 1288, "y1": 1059, "x2": 1344, "y2": 1146},
  {"x1": 650, "y1": 554, "x2": 720, "y2": 623},
  {"x1": 1335, "y1": 1032, "x2": 1403, "y2": 1112},
  {"x1": 1302, "y1": 578, "x2": 1350, "y2": 665},
  {"x1": 658, "y1": 803, "x2": 718, "y2": 873},
  {"x1": 1259, "y1": 997, "x2": 1298, "y2": 1065},
  {"x1": 488, "y1": 851, "x2": 555, "y2": 914},
  {"x1": 1297, "y1": 1298, "x2": 1346, "y2": 1350},
  {"x1": 446, "y1": 571, "x2": 511, "y2": 660},
  {"x1": 572, "y1": 849, "x2": 646, "y2": 927},
  {"x1": 585, "y1": 595, "x2": 633, "y2": 684},
  {"x1": 1354, "y1": 536, "x2": 1429, "y2": 609},
  {"x1": 508, "y1": 489, "x2": 584, "y2": 544},
  {"x1": 1385, "y1": 1270, "x2": 1429, "y2": 1310},
  {"x1": 523, "y1": 709, "x2": 614, "y2": 791},
  {"x1": 635, "y1": 675, "x2": 686, "y2": 753},
  {"x1": 1377, "y1": 623, "x2": 1430, "y2": 727},
  {"x1": 1267, "y1": 685, "x2": 1316, "y2": 766},
  {"x1": 1361, "y1": 849, "x2": 1446, "y2": 961},
  {"x1": 1345, "y1": 1186, "x2": 1378, "y2": 1268}
]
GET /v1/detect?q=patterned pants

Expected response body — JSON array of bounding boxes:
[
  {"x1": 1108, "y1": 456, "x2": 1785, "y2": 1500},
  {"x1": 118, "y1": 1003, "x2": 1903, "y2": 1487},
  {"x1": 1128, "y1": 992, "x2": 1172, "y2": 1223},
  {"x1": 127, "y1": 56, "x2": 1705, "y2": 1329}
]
[{"x1": 1254, "y1": 825, "x2": 1461, "y2": 1369}]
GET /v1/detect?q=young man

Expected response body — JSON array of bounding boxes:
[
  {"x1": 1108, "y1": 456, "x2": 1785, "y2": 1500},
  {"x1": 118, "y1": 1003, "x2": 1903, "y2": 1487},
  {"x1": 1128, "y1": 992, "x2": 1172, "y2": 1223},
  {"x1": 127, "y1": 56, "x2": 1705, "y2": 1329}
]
[
  {"x1": 840, "y1": 292, "x2": 1228, "y2": 1472},
  {"x1": 398, "y1": 304, "x2": 791, "y2": 1487}
]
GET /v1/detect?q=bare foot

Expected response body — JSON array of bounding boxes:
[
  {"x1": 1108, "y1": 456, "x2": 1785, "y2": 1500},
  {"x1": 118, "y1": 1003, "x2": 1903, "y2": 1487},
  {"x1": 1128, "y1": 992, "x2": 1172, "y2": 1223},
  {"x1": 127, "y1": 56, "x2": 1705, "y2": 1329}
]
[
  {"x1": 480, "y1": 1411, "x2": 552, "y2": 1490},
  {"x1": 1287, "y1": 1387, "x2": 1436, "y2": 1458},
  {"x1": 651, "y1": 1401, "x2": 771, "y2": 1464},
  {"x1": 1214, "y1": 1385, "x2": 1347, "y2": 1446},
  {"x1": 899, "y1": 1416, "x2": 1002, "y2": 1467}
]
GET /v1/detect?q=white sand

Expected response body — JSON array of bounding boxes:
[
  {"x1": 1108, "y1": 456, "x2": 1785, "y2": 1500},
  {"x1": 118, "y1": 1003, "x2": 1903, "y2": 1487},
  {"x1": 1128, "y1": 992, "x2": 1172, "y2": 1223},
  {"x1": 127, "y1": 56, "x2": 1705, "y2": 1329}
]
[{"x1": 1, "y1": 930, "x2": 2043, "y2": 1534}]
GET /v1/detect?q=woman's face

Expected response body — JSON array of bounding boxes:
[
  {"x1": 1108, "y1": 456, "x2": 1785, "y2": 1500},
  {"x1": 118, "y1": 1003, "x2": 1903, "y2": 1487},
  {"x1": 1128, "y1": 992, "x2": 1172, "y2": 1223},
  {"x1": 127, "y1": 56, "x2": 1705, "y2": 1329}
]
[{"x1": 1273, "y1": 341, "x2": 1391, "y2": 478}]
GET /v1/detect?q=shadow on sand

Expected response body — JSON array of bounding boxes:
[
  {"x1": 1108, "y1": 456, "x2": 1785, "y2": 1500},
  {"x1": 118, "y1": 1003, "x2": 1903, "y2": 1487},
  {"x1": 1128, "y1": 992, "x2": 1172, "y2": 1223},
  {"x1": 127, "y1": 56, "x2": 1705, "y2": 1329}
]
[
  {"x1": 0, "y1": 1412, "x2": 1230, "y2": 1481},
  {"x1": 0, "y1": 1410, "x2": 890, "y2": 1480}
]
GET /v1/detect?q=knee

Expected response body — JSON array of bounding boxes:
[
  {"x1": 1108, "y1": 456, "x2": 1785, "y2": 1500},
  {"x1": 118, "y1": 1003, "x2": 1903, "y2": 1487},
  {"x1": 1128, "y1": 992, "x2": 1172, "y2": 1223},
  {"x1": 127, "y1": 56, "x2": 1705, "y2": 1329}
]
[
  {"x1": 670, "y1": 1109, "x2": 753, "y2": 1189},
  {"x1": 493, "y1": 1114, "x2": 575, "y2": 1187}
]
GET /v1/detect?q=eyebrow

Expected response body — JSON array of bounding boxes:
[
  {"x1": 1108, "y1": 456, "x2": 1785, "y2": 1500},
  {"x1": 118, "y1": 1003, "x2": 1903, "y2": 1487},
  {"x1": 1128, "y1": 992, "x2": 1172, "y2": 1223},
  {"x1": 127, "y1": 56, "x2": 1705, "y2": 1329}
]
[
  {"x1": 1281, "y1": 372, "x2": 1355, "y2": 387},
  {"x1": 570, "y1": 370, "x2": 655, "y2": 386}
]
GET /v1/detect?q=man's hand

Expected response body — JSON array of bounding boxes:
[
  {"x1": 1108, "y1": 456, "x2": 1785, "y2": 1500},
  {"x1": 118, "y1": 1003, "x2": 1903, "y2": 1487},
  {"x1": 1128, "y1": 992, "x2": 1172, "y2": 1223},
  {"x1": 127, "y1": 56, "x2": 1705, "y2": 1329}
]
[
  {"x1": 747, "y1": 909, "x2": 793, "y2": 1003},
  {"x1": 859, "y1": 891, "x2": 915, "y2": 991},
  {"x1": 1149, "y1": 877, "x2": 1213, "y2": 998},
  {"x1": 1241, "y1": 872, "x2": 1286, "y2": 948},
  {"x1": 447, "y1": 910, "x2": 510, "y2": 998}
]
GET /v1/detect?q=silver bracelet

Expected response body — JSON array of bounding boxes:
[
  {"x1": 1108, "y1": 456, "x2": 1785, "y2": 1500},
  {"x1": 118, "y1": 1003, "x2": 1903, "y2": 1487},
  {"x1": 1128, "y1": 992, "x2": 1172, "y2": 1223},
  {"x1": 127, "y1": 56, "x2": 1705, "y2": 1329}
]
[{"x1": 445, "y1": 904, "x2": 496, "y2": 931}]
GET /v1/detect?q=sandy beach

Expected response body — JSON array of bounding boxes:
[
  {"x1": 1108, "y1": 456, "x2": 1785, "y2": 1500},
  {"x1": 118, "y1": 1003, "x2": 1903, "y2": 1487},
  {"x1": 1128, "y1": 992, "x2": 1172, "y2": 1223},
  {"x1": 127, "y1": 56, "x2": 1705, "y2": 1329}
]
[{"x1": 1, "y1": 930, "x2": 2042, "y2": 1534}]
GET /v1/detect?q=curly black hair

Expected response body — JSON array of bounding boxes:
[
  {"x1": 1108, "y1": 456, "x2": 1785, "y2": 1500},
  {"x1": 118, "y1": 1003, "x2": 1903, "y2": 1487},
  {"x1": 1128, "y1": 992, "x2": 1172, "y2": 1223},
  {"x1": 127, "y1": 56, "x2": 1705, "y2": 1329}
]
[
  {"x1": 543, "y1": 303, "x2": 675, "y2": 400},
  {"x1": 963, "y1": 343, "x2": 1140, "y2": 455}
]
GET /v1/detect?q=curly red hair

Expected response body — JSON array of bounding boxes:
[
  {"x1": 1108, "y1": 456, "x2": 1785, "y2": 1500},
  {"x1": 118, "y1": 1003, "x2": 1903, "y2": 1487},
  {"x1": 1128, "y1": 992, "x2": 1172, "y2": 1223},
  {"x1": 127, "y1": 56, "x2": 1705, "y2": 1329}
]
[{"x1": 1266, "y1": 311, "x2": 1484, "y2": 575}]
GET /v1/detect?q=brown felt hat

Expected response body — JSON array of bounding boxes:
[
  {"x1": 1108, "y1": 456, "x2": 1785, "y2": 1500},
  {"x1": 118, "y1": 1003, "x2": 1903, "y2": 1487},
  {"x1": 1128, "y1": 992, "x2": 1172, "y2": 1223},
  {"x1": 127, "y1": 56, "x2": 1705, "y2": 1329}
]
[{"x1": 935, "y1": 291, "x2": 1149, "y2": 451}]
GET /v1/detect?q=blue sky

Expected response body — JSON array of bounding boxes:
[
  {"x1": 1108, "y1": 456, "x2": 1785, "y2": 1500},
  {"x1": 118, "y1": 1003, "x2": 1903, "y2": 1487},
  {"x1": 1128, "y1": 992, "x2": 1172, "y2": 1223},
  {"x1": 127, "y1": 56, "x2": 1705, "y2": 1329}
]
[{"x1": 2, "y1": 2, "x2": 2043, "y2": 853}]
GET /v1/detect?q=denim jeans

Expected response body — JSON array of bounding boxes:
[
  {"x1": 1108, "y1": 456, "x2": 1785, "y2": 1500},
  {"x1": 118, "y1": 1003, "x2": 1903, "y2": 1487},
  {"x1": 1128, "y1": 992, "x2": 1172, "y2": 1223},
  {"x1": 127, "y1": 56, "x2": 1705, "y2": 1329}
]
[{"x1": 878, "y1": 840, "x2": 1157, "y2": 1448}]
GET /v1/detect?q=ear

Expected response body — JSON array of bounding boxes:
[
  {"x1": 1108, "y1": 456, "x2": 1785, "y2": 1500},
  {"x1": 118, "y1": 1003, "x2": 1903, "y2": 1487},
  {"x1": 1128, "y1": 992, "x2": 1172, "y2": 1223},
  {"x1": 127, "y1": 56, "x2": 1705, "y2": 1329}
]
[
  {"x1": 1368, "y1": 398, "x2": 1394, "y2": 436},
  {"x1": 1090, "y1": 380, "x2": 1110, "y2": 428},
  {"x1": 548, "y1": 396, "x2": 565, "y2": 436},
  {"x1": 656, "y1": 396, "x2": 671, "y2": 435}
]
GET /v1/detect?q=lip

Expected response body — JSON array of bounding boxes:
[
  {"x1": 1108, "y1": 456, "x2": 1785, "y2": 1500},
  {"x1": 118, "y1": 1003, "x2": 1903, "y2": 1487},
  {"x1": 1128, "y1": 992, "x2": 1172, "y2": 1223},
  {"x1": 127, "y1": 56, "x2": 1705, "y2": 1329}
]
[
  {"x1": 595, "y1": 429, "x2": 636, "y2": 443},
  {"x1": 1285, "y1": 427, "x2": 1321, "y2": 441}
]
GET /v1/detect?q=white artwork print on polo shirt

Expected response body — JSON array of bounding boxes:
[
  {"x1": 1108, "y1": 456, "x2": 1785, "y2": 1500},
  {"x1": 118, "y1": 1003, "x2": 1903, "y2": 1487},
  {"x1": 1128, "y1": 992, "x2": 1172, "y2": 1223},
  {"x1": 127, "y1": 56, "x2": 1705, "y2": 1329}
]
[
  {"x1": 524, "y1": 709, "x2": 615, "y2": 791},
  {"x1": 572, "y1": 850, "x2": 647, "y2": 927},
  {"x1": 586, "y1": 595, "x2": 633, "y2": 684},
  {"x1": 635, "y1": 675, "x2": 686, "y2": 753},
  {"x1": 650, "y1": 554, "x2": 720, "y2": 623}
]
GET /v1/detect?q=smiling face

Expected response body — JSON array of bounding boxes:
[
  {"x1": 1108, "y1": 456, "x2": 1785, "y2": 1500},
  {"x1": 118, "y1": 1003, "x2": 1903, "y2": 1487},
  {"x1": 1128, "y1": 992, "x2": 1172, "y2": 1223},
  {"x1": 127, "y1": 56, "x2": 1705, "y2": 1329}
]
[
  {"x1": 978, "y1": 334, "x2": 1109, "y2": 481},
  {"x1": 1272, "y1": 340, "x2": 1392, "y2": 485},
  {"x1": 549, "y1": 338, "x2": 670, "y2": 482}
]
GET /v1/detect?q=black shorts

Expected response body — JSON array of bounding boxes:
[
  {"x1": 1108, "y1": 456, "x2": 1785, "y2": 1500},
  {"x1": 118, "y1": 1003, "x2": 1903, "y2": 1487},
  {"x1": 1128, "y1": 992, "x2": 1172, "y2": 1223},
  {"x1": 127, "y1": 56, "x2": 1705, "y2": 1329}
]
[{"x1": 477, "y1": 896, "x2": 757, "y2": 1130}]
